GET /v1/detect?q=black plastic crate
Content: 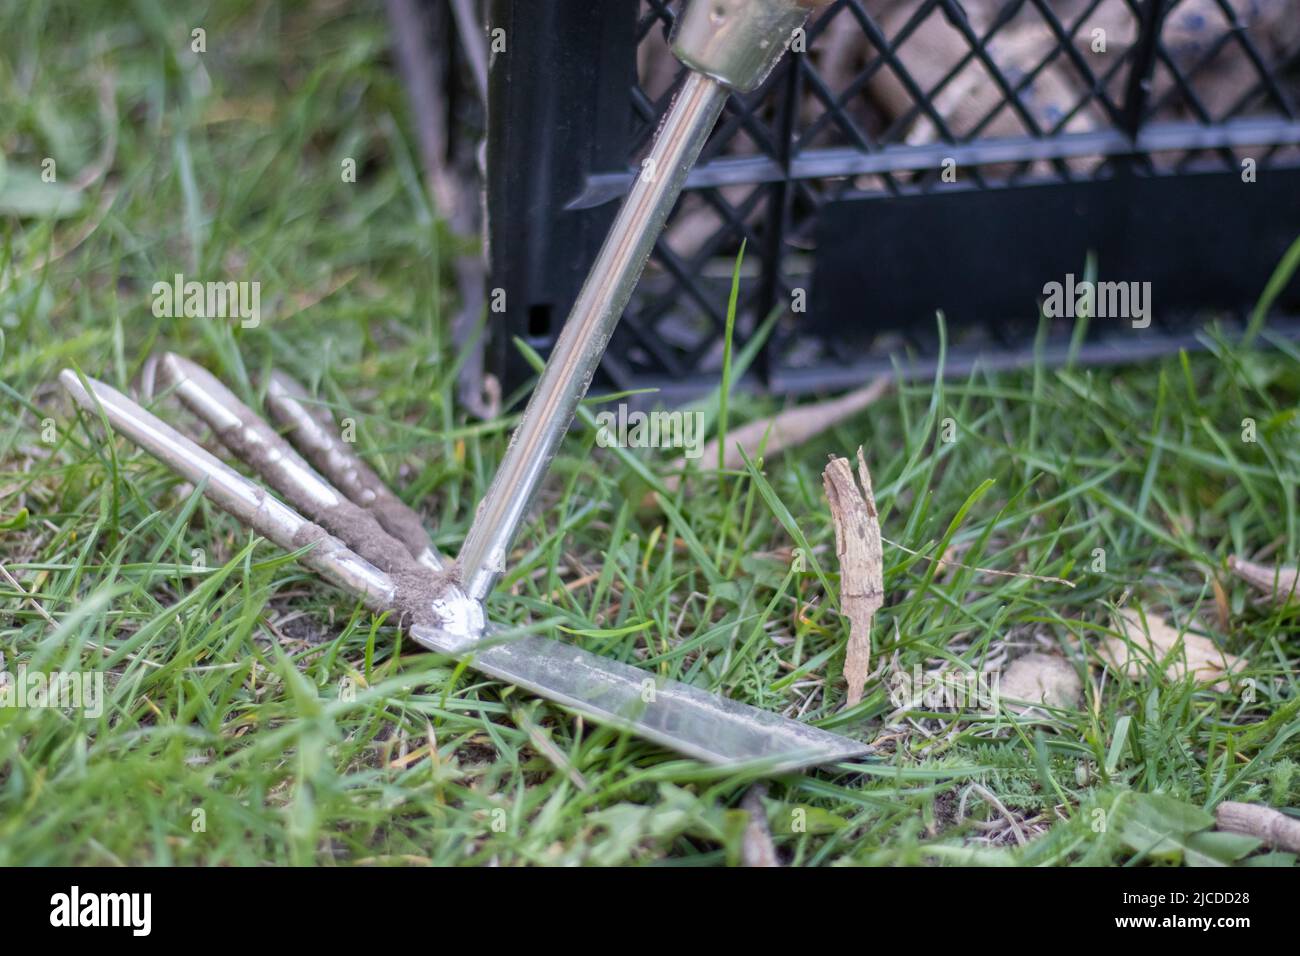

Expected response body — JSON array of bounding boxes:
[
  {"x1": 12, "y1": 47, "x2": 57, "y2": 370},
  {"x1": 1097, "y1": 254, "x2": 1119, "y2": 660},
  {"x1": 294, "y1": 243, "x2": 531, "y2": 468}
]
[{"x1": 484, "y1": 0, "x2": 1300, "y2": 400}]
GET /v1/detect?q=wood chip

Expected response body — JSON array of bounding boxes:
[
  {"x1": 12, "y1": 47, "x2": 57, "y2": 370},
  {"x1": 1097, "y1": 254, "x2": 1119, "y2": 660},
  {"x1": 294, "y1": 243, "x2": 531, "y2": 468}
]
[
  {"x1": 1215, "y1": 801, "x2": 1300, "y2": 853},
  {"x1": 998, "y1": 652, "x2": 1082, "y2": 712},
  {"x1": 1099, "y1": 608, "x2": 1245, "y2": 691},
  {"x1": 1228, "y1": 555, "x2": 1300, "y2": 606},
  {"x1": 822, "y1": 447, "x2": 884, "y2": 708}
]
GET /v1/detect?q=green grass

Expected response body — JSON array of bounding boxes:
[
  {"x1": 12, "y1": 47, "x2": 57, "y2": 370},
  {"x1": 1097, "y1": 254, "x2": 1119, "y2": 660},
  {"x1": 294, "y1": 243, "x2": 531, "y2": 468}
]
[{"x1": 2, "y1": 0, "x2": 1299, "y2": 866}]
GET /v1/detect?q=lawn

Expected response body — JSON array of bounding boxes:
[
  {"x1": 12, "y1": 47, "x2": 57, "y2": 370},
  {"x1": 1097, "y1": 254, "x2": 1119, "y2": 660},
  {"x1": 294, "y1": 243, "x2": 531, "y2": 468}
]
[{"x1": 1, "y1": 0, "x2": 1298, "y2": 866}]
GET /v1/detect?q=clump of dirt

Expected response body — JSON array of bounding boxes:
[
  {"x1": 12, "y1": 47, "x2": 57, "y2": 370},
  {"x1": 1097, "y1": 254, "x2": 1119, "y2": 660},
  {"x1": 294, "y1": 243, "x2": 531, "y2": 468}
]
[
  {"x1": 207, "y1": 405, "x2": 462, "y2": 630},
  {"x1": 389, "y1": 561, "x2": 455, "y2": 629},
  {"x1": 213, "y1": 416, "x2": 418, "y2": 575},
  {"x1": 289, "y1": 518, "x2": 453, "y2": 629},
  {"x1": 314, "y1": 499, "x2": 408, "y2": 573},
  {"x1": 370, "y1": 496, "x2": 435, "y2": 560},
  {"x1": 290, "y1": 519, "x2": 332, "y2": 553}
]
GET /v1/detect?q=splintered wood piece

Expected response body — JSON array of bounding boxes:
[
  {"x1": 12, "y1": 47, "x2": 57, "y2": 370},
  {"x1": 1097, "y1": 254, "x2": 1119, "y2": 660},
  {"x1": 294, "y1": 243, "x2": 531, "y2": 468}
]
[{"x1": 822, "y1": 447, "x2": 884, "y2": 708}]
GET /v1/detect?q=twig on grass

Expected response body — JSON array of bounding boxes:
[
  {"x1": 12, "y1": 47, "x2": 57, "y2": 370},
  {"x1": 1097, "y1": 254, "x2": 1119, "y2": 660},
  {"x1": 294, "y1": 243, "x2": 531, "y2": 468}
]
[
  {"x1": 1228, "y1": 555, "x2": 1300, "y2": 606},
  {"x1": 1215, "y1": 801, "x2": 1300, "y2": 852},
  {"x1": 740, "y1": 784, "x2": 779, "y2": 867},
  {"x1": 661, "y1": 376, "x2": 892, "y2": 496},
  {"x1": 882, "y1": 537, "x2": 1076, "y2": 588},
  {"x1": 0, "y1": 561, "x2": 56, "y2": 627},
  {"x1": 822, "y1": 448, "x2": 884, "y2": 709}
]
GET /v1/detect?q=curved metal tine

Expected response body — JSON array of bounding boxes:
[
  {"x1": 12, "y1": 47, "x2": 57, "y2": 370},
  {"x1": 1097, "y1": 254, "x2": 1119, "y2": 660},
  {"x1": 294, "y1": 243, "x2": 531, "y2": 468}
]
[
  {"x1": 58, "y1": 370, "x2": 397, "y2": 611},
  {"x1": 153, "y1": 353, "x2": 435, "y2": 580},
  {"x1": 263, "y1": 370, "x2": 444, "y2": 572}
]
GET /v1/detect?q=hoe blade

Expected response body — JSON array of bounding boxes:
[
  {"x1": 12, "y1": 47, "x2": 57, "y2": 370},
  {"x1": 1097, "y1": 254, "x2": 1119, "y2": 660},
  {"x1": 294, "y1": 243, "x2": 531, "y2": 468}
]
[{"x1": 411, "y1": 623, "x2": 870, "y2": 772}]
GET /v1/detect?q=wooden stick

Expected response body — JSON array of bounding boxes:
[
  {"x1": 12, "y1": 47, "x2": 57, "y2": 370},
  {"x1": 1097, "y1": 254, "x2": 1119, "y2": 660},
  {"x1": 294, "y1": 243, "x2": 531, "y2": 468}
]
[
  {"x1": 822, "y1": 448, "x2": 884, "y2": 709},
  {"x1": 1215, "y1": 801, "x2": 1300, "y2": 853}
]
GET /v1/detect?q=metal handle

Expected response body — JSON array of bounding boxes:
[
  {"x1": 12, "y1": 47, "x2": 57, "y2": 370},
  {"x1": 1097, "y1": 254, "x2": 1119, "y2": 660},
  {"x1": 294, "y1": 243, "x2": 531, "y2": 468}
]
[
  {"x1": 456, "y1": 0, "x2": 818, "y2": 601},
  {"x1": 457, "y1": 70, "x2": 727, "y2": 600},
  {"x1": 671, "y1": 0, "x2": 821, "y2": 93}
]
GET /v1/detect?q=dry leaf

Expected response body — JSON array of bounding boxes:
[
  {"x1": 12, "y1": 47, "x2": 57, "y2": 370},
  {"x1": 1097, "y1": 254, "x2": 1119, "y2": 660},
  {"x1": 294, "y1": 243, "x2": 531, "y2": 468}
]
[
  {"x1": 998, "y1": 653, "x2": 1082, "y2": 712},
  {"x1": 1228, "y1": 555, "x2": 1300, "y2": 606},
  {"x1": 822, "y1": 447, "x2": 884, "y2": 708},
  {"x1": 1100, "y1": 608, "x2": 1245, "y2": 691}
]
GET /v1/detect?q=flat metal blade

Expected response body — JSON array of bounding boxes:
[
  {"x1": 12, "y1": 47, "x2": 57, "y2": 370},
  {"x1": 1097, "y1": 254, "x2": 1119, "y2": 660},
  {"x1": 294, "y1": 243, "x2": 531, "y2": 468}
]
[{"x1": 410, "y1": 623, "x2": 869, "y2": 773}]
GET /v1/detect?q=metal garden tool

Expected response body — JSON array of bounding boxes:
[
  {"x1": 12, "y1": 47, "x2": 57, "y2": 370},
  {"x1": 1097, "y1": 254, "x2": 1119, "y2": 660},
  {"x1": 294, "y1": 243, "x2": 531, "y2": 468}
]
[
  {"x1": 61, "y1": 353, "x2": 863, "y2": 770},
  {"x1": 60, "y1": 0, "x2": 864, "y2": 772}
]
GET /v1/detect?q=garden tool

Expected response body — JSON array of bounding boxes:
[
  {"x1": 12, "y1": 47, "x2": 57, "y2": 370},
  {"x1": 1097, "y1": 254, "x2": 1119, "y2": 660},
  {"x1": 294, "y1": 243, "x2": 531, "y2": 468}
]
[
  {"x1": 60, "y1": 355, "x2": 864, "y2": 771},
  {"x1": 61, "y1": 1, "x2": 865, "y2": 772}
]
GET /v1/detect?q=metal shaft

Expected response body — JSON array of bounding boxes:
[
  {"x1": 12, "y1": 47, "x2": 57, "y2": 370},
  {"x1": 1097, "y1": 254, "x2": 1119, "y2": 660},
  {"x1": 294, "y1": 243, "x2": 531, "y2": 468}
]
[{"x1": 458, "y1": 71, "x2": 728, "y2": 600}]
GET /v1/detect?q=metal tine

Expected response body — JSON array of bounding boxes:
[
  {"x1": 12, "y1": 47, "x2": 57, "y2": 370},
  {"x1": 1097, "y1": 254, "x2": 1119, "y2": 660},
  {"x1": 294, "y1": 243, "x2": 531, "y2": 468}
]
[
  {"x1": 263, "y1": 370, "x2": 444, "y2": 572},
  {"x1": 58, "y1": 370, "x2": 398, "y2": 611},
  {"x1": 153, "y1": 353, "x2": 441, "y2": 585}
]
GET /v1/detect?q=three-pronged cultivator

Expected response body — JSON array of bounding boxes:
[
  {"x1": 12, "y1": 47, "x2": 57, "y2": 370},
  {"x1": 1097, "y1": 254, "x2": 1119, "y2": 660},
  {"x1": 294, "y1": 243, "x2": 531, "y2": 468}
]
[
  {"x1": 60, "y1": 1, "x2": 868, "y2": 772},
  {"x1": 61, "y1": 350, "x2": 864, "y2": 772}
]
